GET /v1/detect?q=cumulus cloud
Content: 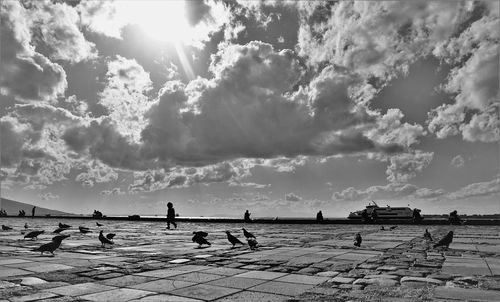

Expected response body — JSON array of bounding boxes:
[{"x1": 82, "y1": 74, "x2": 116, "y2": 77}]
[
  {"x1": 128, "y1": 160, "x2": 253, "y2": 193},
  {"x1": 365, "y1": 108, "x2": 425, "y2": 149},
  {"x1": 385, "y1": 151, "x2": 433, "y2": 183},
  {"x1": 294, "y1": 1, "x2": 498, "y2": 143},
  {"x1": 99, "y1": 56, "x2": 153, "y2": 142},
  {"x1": 253, "y1": 194, "x2": 270, "y2": 201},
  {"x1": 28, "y1": 0, "x2": 96, "y2": 63},
  {"x1": 141, "y1": 41, "x2": 422, "y2": 170},
  {"x1": 448, "y1": 177, "x2": 500, "y2": 200},
  {"x1": 332, "y1": 182, "x2": 445, "y2": 202},
  {"x1": 75, "y1": 161, "x2": 118, "y2": 187},
  {"x1": 296, "y1": 1, "x2": 469, "y2": 80},
  {"x1": 100, "y1": 187, "x2": 126, "y2": 196},
  {"x1": 0, "y1": 1, "x2": 67, "y2": 103},
  {"x1": 428, "y1": 3, "x2": 499, "y2": 142},
  {"x1": 285, "y1": 193, "x2": 302, "y2": 202},
  {"x1": 38, "y1": 192, "x2": 59, "y2": 201},
  {"x1": 1, "y1": 103, "x2": 86, "y2": 188},
  {"x1": 332, "y1": 177, "x2": 499, "y2": 203},
  {"x1": 451, "y1": 155, "x2": 465, "y2": 168}
]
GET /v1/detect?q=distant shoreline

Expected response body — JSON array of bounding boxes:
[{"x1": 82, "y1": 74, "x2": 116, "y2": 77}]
[{"x1": 2, "y1": 215, "x2": 500, "y2": 225}]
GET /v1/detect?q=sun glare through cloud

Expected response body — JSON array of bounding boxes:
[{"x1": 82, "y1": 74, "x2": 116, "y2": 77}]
[
  {"x1": 117, "y1": 1, "x2": 189, "y2": 43},
  {"x1": 110, "y1": 0, "x2": 227, "y2": 47}
]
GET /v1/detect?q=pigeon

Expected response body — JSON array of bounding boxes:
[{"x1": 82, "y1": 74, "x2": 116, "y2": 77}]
[
  {"x1": 354, "y1": 233, "x2": 362, "y2": 247},
  {"x1": 24, "y1": 223, "x2": 29, "y2": 229},
  {"x1": 242, "y1": 228, "x2": 256, "y2": 239},
  {"x1": 225, "y1": 231, "x2": 244, "y2": 247},
  {"x1": 96, "y1": 222, "x2": 103, "y2": 227},
  {"x1": 2, "y1": 225, "x2": 12, "y2": 231},
  {"x1": 33, "y1": 234, "x2": 70, "y2": 255},
  {"x1": 106, "y1": 233, "x2": 116, "y2": 240},
  {"x1": 59, "y1": 223, "x2": 71, "y2": 229},
  {"x1": 24, "y1": 230, "x2": 44, "y2": 240},
  {"x1": 247, "y1": 238, "x2": 258, "y2": 250},
  {"x1": 424, "y1": 229, "x2": 433, "y2": 241},
  {"x1": 192, "y1": 231, "x2": 211, "y2": 247},
  {"x1": 79, "y1": 227, "x2": 91, "y2": 234},
  {"x1": 389, "y1": 226, "x2": 398, "y2": 230},
  {"x1": 99, "y1": 230, "x2": 114, "y2": 247},
  {"x1": 433, "y1": 231, "x2": 453, "y2": 249},
  {"x1": 53, "y1": 228, "x2": 65, "y2": 234}
]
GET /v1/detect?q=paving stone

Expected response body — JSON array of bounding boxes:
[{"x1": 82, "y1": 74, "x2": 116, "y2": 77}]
[
  {"x1": 169, "y1": 259, "x2": 191, "y2": 264},
  {"x1": 357, "y1": 263, "x2": 378, "y2": 269},
  {"x1": 167, "y1": 272, "x2": 225, "y2": 283},
  {"x1": 233, "y1": 271, "x2": 287, "y2": 280},
  {"x1": 353, "y1": 278, "x2": 398, "y2": 286},
  {"x1": 434, "y1": 286, "x2": 500, "y2": 301},
  {"x1": 0, "y1": 268, "x2": 30, "y2": 278},
  {"x1": 0, "y1": 280, "x2": 20, "y2": 289},
  {"x1": 130, "y1": 294, "x2": 203, "y2": 301},
  {"x1": 0, "y1": 259, "x2": 31, "y2": 265},
  {"x1": 20, "y1": 277, "x2": 47, "y2": 285},
  {"x1": 215, "y1": 290, "x2": 290, "y2": 301},
  {"x1": 100, "y1": 275, "x2": 155, "y2": 287},
  {"x1": 44, "y1": 282, "x2": 116, "y2": 296},
  {"x1": 193, "y1": 254, "x2": 213, "y2": 259},
  {"x1": 303, "y1": 286, "x2": 340, "y2": 296},
  {"x1": 80, "y1": 288, "x2": 154, "y2": 302},
  {"x1": 392, "y1": 269, "x2": 425, "y2": 277},
  {"x1": 275, "y1": 274, "x2": 330, "y2": 285},
  {"x1": 135, "y1": 269, "x2": 187, "y2": 278},
  {"x1": 400, "y1": 276, "x2": 444, "y2": 284},
  {"x1": 377, "y1": 265, "x2": 398, "y2": 271},
  {"x1": 249, "y1": 280, "x2": 314, "y2": 296},
  {"x1": 94, "y1": 272, "x2": 124, "y2": 280},
  {"x1": 169, "y1": 284, "x2": 241, "y2": 301},
  {"x1": 426, "y1": 273, "x2": 455, "y2": 281},
  {"x1": 316, "y1": 271, "x2": 339, "y2": 277},
  {"x1": 329, "y1": 276, "x2": 355, "y2": 284},
  {"x1": 130, "y1": 279, "x2": 196, "y2": 293},
  {"x1": 9, "y1": 292, "x2": 58, "y2": 302},
  {"x1": 175, "y1": 265, "x2": 212, "y2": 272},
  {"x1": 206, "y1": 277, "x2": 267, "y2": 289},
  {"x1": 363, "y1": 274, "x2": 398, "y2": 279},
  {"x1": 240, "y1": 264, "x2": 270, "y2": 270},
  {"x1": 202, "y1": 267, "x2": 247, "y2": 276}
]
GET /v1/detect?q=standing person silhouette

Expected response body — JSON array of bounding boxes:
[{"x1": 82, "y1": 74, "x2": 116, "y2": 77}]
[
  {"x1": 316, "y1": 210, "x2": 324, "y2": 223},
  {"x1": 31, "y1": 206, "x2": 36, "y2": 218},
  {"x1": 244, "y1": 210, "x2": 251, "y2": 222},
  {"x1": 166, "y1": 202, "x2": 177, "y2": 229}
]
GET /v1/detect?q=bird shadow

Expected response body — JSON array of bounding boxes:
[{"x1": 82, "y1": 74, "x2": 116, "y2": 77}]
[{"x1": 194, "y1": 246, "x2": 210, "y2": 249}]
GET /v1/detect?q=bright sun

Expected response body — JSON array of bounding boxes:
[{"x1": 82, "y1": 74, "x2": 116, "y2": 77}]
[{"x1": 116, "y1": 0, "x2": 194, "y2": 44}]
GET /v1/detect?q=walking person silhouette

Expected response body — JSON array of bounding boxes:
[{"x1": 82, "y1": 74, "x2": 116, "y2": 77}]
[{"x1": 166, "y1": 202, "x2": 177, "y2": 229}]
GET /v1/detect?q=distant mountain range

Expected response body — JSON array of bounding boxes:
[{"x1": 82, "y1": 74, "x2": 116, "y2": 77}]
[{"x1": 0, "y1": 197, "x2": 72, "y2": 216}]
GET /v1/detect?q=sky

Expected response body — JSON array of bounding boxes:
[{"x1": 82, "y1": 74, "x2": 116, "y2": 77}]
[{"x1": 0, "y1": 0, "x2": 499, "y2": 217}]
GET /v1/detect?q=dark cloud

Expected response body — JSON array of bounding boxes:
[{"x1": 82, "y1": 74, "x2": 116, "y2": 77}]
[{"x1": 185, "y1": 0, "x2": 212, "y2": 26}]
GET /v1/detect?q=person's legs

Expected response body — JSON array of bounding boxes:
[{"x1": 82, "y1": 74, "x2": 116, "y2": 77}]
[
  {"x1": 173, "y1": 221, "x2": 177, "y2": 228},
  {"x1": 167, "y1": 221, "x2": 171, "y2": 229}
]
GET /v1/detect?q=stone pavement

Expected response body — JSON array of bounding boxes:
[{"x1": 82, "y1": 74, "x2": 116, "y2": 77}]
[{"x1": 0, "y1": 218, "x2": 499, "y2": 301}]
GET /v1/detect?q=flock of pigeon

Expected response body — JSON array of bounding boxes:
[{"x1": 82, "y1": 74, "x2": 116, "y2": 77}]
[
  {"x1": 2, "y1": 223, "x2": 455, "y2": 256},
  {"x1": 1, "y1": 222, "x2": 115, "y2": 256},
  {"x1": 352, "y1": 227, "x2": 454, "y2": 249},
  {"x1": 192, "y1": 228, "x2": 259, "y2": 250}
]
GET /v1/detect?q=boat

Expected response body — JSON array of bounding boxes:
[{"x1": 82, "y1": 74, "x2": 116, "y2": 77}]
[{"x1": 348, "y1": 201, "x2": 419, "y2": 220}]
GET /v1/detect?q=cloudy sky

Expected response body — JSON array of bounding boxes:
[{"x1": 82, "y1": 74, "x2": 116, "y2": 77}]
[{"x1": 1, "y1": 0, "x2": 498, "y2": 217}]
